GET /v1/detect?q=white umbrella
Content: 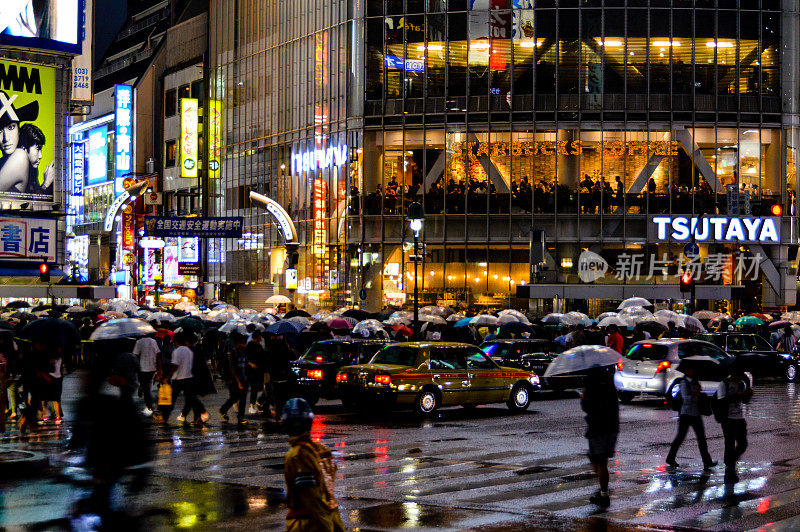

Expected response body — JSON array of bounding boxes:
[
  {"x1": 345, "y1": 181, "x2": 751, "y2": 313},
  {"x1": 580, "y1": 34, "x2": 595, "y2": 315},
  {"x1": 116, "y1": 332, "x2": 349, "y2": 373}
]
[
  {"x1": 352, "y1": 319, "x2": 388, "y2": 338},
  {"x1": 782, "y1": 311, "x2": 800, "y2": 323},
  {"x1": 384, "y1": 315, "x2": 412, "y2": 326},
  {"x1": 598, "y1": 315, "x2": 628, "y2": 328},
  {"x1": 541, "y1": 313, "x2": 566, "y2": 324},
  {"x1": 148, "y1": 311, "x2": 176, "y2": 323},
  {"x1": 265, "y1": 295, "x2": 292, "y2": 305},
  {"x1": 682, "y1": 315, "x2": 706, "y2": 332},
  {"x1": 618, "y1": 297, "x2": 653, "y2": 310},
  {"x1": 498, "y1": 309, "x2": 531, "y2": 325},
  {"x1": 419, "y1": 314, "x2": 447, "y2": 325},
  {"x1": 595, "y1": 311, "x2": 618, "y2": 322},
  {"x1": 497, "y1": 313, "x2": 524, "y2": 325},
  {"x1": 446, "y1": 313, "x2": 467, "y2": 322},
  {"x1": 174, "y1": 301, "x2": 199, "y2": 312},
  {"x1": 66, "y1": 305, "x2": 86, "y2": 313},
  {"x1": 693, "y1": 310, "x2": 720, "y2": 320},
  {"x1": 565, "y1": 311, "x2": 592, "y2": 326},
  {"x1": 544, "y1": 346, "x2": 621, "y2": 377},
  {"x1": 90, "y1": 318, "x2": 156, "y2": 341},
  {"x1": 470, "y1": 314, "x2": 499, "y2": 326},
  {"x1": 419, "y1": 306, "x2": 451, "y2": 318}
]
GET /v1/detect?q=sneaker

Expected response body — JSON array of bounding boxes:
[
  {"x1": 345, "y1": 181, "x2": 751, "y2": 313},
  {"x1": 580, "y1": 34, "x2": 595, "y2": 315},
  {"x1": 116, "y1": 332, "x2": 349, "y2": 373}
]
[
  {"x1": 200, "y1": 412, "x2": 210, "y2": 423},
  {"x1": 589, "y1": 491, "x2": 611, "y2": 508},
  {"x1": 54, "y1": 417, "x2": 63, "y2": 425},
  {"x1": 703, "y1": 461, "x2": 718, "y2": 470},
  {"x1": 220, "y1": 409, "x2": 230, "y2": 422},
  {"x1": 141, "y1": 407, "x2": 153, "y2": 417},
  {"x1": 176, "y1": 413, "x2": 186, "y2": 423},
  {"x1": 248, "y1": 404, "x2": 258, "y2": 415}
]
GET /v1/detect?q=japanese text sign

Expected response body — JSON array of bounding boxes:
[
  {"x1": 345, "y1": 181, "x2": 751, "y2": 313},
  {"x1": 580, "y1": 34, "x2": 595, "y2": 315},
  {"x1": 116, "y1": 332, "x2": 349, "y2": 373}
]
[
  {"x1": 180, "y1": 98, "x2": 198, "y2": 177},
  {"x1": 72, "y1": 141, "x2": 85, "y2": 196},
  {"x1": 144, "y1": 216, "x2": 243, "y2": 238},
  {"x1": 0, "y1": 217, "x2": 57, "y2": 262},
  {"x1": 114, "y1": 84, "x2": 133, "y2": 192}
]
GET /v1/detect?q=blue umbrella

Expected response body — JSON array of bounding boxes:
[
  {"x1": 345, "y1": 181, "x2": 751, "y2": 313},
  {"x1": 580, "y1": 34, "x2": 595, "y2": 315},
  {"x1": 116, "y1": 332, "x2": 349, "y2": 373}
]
[
  {"x1": 453, "y1": 317, "x2": 473, "y2": 328},
  {"x1": 266, "y1": 320, "x2": 306, "y2": 335}
]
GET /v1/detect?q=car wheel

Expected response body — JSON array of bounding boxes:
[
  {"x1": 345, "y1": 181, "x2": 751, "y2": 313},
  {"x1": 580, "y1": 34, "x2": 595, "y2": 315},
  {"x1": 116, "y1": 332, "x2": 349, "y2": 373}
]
[
  {"x1": 618, "y1": 391, "x2": 635, "y2": 404},
  {"x1": 414, "y1": 388, "x2": 439, "y2": 417},
  {"x1": 787, "y1": 364, "x2": 798, "y2": 383},
  {"x1": 507, "y1": 382, "x2": 532, "y2": 412}
]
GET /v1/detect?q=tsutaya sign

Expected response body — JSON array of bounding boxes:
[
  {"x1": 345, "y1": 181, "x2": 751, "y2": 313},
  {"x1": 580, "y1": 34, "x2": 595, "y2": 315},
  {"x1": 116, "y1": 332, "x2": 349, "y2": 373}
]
[
  {"x1": 291, "y1": 143, "x2": 348, "y2": 175},
  {"x1": 650, "y1": 216, "x2": 780, "y2": 243}
]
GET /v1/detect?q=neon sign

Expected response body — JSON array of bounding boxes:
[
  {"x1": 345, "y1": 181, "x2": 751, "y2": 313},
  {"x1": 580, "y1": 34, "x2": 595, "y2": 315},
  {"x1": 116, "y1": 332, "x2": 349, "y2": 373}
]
[
  {"x1": 291, "y1": 143, "x2": 348, "y2": 175},
  {"x1": 114, "y1": 84, "x2": 133, "y2": 195},
  {"x1": 180, "y1": 98, "x2": 198, "y2": 177},
  {"x1": 651, "y1": 216, "x2": 780, "y2": 243}
]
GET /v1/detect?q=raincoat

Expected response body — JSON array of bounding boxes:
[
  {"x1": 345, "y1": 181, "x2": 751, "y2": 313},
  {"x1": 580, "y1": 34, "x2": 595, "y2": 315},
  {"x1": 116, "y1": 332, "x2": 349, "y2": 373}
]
[{"x1": 284, "y1": 432, "x2": 344, "y2": 532}]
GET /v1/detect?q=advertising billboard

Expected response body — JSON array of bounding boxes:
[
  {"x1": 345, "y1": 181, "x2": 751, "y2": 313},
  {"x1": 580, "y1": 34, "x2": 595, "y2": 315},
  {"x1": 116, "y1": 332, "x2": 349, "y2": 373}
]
[
  {"x1": 208, "y1": 99, "x2": 222, "y2": 178},
  {"x1": 114, "y1": 84, "x2": 133, "y2": 194},
  {"x1": 180, "y1": 98, "x2": 198, "y2": 177},
  {"x1": 71, "y1": 141, "x2": 85, "y2": 196},
  {"x1": 71, "y1": 0, "x2": 93, "y2": 103},
  {"x1": 0, "y1": 0, "x2": 84, "y2": 54},
  {"x1": 0, "y1": 60, "x2": 55, "y2": 203},
  {"x1": 0, "y1": 216, "x2": 57, "y2": 262},
  {"x1": 86, "y1": 125, "x2": 108, "y2": 185}
]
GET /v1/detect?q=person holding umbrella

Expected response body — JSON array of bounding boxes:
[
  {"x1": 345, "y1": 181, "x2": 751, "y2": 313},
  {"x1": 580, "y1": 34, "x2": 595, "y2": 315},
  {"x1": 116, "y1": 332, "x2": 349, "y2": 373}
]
[
  {"x1": 544, "y1": 345, "x2": 621, "y2": 509},
  {"x1": 219, "y1": 332, "x2": 248, "y2": 425},
  {"x1": 665, "y1": 364, "x2": 716, "y2": 470},
  {"x1": 160, "y1": 331, "x2": 210, "y2": 426},
  {"x1": 716, "y1": 361, "x2": 752, "y2": 483}
]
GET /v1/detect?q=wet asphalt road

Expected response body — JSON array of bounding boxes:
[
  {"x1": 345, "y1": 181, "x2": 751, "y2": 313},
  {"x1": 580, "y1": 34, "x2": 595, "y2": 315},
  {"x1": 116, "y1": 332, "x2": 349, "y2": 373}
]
[{"x1": 3, "y1": 376, "x2": 800, "y2": 531}]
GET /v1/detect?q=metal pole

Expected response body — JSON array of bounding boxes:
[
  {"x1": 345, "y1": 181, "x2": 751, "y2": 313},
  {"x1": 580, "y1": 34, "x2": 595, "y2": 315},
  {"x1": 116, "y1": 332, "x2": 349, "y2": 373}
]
[{"x1": 414, "y1": 232, "x2": 419, "y2": 339}]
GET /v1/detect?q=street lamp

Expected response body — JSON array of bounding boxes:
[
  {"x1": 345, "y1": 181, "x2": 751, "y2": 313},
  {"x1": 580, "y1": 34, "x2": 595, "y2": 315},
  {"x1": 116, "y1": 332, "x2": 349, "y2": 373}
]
[{"x1": 407, "y1": 202, "x2": 424, "y2": 339}]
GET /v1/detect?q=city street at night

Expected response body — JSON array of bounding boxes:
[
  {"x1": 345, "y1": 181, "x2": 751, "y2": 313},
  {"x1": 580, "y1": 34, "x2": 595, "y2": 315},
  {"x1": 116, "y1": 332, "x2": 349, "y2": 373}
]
[{"x1": 3, "y1": 375, "x2": 800, "y2": 531}]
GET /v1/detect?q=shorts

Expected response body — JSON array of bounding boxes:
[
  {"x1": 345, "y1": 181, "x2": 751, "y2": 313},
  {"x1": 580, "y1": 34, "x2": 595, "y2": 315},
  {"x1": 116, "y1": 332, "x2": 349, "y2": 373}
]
[{"x1": 587, "y1": 431, "x2": 618, "y2": 462}]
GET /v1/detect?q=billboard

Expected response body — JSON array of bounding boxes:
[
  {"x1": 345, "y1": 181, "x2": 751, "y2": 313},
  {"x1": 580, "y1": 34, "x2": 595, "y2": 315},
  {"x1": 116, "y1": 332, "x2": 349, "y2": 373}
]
[
  {"x1": 0, "y1": 60, "x2": 55, "y2": 203},
  {"x1": 70, "y1": 0, "x2": 93, "y2": 102},
  {"x1": 114, "y1": 84, "x2": 133, "y2": 194},
  {"x1": 86, "y1": 125, "x2": 108, "y2": 184},
  {"x1": 0, "y1": 216, "x2": 57, "y2": 262},
  {"x1": 0, "y1": 0, "x2": 83, "y2": 54},
  {"x1": 208, "y1": 99, "x2": 222, "y2": 178},
  {"x1": 71, "y1": 141, "x2": 85, "y2": 196},
  {"x1": 180, "y1": 98, "x2": 198, "y2": 177}
]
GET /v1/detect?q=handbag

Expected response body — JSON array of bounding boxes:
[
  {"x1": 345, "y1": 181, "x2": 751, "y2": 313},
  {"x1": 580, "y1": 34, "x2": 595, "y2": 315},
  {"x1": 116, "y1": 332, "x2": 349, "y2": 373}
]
[{"x1": 157, "y1": 383, "x2": 173, "y2": 406}]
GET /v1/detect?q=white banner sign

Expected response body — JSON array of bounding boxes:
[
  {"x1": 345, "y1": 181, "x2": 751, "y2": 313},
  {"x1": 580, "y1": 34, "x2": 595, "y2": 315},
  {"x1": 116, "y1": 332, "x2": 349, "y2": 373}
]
[
  {"x1": 71, "y1": 0, "x2": 93, "y2": 103},
  {"x1": 0, "y1": 217, "x2": 57, "y2": 262}
]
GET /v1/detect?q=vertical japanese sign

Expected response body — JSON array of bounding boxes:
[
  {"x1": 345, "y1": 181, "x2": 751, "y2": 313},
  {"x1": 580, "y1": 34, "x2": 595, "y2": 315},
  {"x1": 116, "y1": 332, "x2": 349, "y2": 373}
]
[
  {"x1": 208, "y1": 99, "x2": 222, "y2": 178},
  {"x1": 180, "y1": 98, "x2": 198, "y2": 177},
  {"x1": 313, "y1": 179, "x2": 327, "y2": 255},
  {"x1": 0, "y1": 217, "x2": 57, "y2": 262},
  {"x1": 121, "y1": 204, "x2": 135, "y2": 251},
  {"x1": 71, "y1": 0, "x2": 93, "y2": 103},
  {"x1": 71, "y1": 141, "x2": 85, "y2": 196},
  {"x1": 114, "y1": 84, "x2": 133, "y2": 195},
  {"x1": 86, "y1": 125, "x2": 108, "y2": 184}
]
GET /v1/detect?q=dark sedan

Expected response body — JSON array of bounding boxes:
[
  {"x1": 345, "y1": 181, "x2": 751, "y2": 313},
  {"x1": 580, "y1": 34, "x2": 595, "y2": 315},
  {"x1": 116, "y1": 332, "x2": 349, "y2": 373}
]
[
  {"x1": 693, "y1": 332, "x2": 787, "y2": 380},
  {"x1": 291, "y1": 339, "x2": 392, "y2": 405}
]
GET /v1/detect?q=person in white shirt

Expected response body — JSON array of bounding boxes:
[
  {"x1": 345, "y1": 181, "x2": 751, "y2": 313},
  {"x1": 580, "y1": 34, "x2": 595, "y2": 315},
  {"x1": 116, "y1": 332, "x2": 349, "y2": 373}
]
[
  {"x1": 159, "y1": 331, "x2": 209, "y2": 426},
  {"x1": 133, "y1": 334, "x2": 160, "y2": 416},
  {"x1": 717, "y1": 363, "x2": 752, "y2": 483}
]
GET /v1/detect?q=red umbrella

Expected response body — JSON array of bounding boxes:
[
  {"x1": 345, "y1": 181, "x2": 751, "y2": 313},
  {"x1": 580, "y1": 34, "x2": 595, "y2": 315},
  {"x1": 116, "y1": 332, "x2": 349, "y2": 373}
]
[
  {"x1": 328, "y1": 318, "x2": 352, "y2": 330},
  {"x1": 748, "y1": 312, "x2": 772, "y2": 322},
  {"x1": 156, "y1": 328, "x2": 175, "y2": 339},
  {"x1": 390, "y1": 324, "x2": 413, "y2": 338}
]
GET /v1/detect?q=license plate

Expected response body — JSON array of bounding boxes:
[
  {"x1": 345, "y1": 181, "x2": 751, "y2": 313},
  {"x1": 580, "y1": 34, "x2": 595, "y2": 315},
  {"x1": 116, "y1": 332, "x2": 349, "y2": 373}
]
[{"x1": 629, "y1": 381, "x2": 644, "y2": 390}]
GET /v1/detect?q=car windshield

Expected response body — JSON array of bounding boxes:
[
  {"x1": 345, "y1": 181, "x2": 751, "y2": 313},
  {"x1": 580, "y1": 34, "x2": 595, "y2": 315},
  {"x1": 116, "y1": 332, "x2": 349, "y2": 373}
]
[
  {"x1": 481, "y1": 343, "x2": 516, "y2": 358},
  {"x1": 301, "y1": 343, "x2": 344, "y2": 363},
  {"x1": 481, "y1": 342, "x2": 554, "y2": 359},
  {"x1": 727, "y1": 335, "x2": 773, "y2": 352},
  {"x1": 626, "y1": 343, "x2": 669, "y2": 361},
  {"x1": 370, "y1": 346, "x2": 418, "y2": 367}
]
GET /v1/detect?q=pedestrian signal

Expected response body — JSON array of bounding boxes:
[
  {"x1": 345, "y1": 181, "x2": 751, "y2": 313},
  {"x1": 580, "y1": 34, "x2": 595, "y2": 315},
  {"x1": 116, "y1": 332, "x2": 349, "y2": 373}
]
[
  {"x1": 39, "y1": 261, "x2": 50, "y2": 283},
  {"x1": 679, "y1": 271, "x2": 693, "y2": 292}
]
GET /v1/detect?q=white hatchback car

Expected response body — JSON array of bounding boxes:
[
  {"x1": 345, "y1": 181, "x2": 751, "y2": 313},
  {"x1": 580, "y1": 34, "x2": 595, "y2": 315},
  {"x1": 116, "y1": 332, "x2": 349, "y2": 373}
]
[{"x1": 614, "y1": 338, "x2": 734, "y2": 404}]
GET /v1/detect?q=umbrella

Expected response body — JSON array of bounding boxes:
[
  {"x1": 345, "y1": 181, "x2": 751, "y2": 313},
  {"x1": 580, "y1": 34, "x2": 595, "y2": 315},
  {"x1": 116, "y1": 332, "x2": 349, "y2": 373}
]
[
  {"x1": 286, "y1": 316, "x2": 314, "y2": 327},
  {"x1": 471, "y1": 314, "x2": 499, "y2": 326},
  {"x1": 11, "y1": 311, "x2": 36, "y2": 320},
  {"x1": 543, "y1": 345, "x2": 621, "y2": 377},
  {"x1": 617, "y1": 306, "x2": 654, "y2": 321},
  {"x1": 266, "y1": 320, "x2": 306, "y2": 335},
  {"x1": 654, "y1": 314, "x2": 686, "y2": 328},
  {"x1": 654, "y1": 309, "x2": 682, "y2": 322},
  {"x1": 309, "y1": 321, "x2": 332, "y2": 333},
  {"x1": 4, "y1": 301, "x2": 30, "y2": 309},
  {"x1": 676, "y1": 354, "x2": 722, "y2": 374},
  {"x1": 174, "y1": 301, "x2": 199, "y2": 312},
  {"x1": 498, "y1": 321, "x2": 534, "y2": 337},
  {"x1": 419, "y1": 314, "x2": 447, "y2": 325},
  {"x1": 313, "y1": 312, "x2": 331, "y2": 321},
  {"x1": 174, "y1": 315, "x2": 205, "y2": 332},
  {"x1": 352, "y1": 319, "x2": 386, "y2": 337},
  {"x1": 639, "y1": 321, "x2": 667, "y2": 337},
  {"x1": 376, "y1": 308, "x2": 396, "y2": 321},
  {"x1": 213, "y1": 304, "x2": 239, "y2": 313},
  {"x1": 598, "y1": 315, "x2": 628, "y2": 328},
  {"x1": 453, "y1": 317, "x2": 473, "y2": 328},
  {"x1": 781, "y1": 311, "x2": 800, "y2": 323},
  {"x1": 419, "y1": 306, "x2": 451, "y2": 318},
  {"x1": 339, "y1": 316, "x2": 358, "y2": 327},
  {"x1": 32, "y1": 304, "x2": 51, "y2": 312},
  {"x1": 155, "y1": 328, "x2": 175, "y2": 340},
  {"x1": 564, "y1": 311, "x2": 592, "y2": 326},
  {"x1": 734, "y1": 316, "x2": 764, "y2": 327},
  {"x1": 748, "y1": 312, "x2": 772, "y2": 323},
  {"x1": 618, "y1": 297, "x2": 653, "y2": 310},
  {"x1": 446, "y1": 313, "x2": 467, "y2": 322},
  {"x1": 265, "y1": 295, "x2": 292, "y2": 305},
  {"x1": 20, "y1": 318, "x2": 80, "y2": 348},
  {"x1": 160, "y1": 308, "x2": 187, "y2": 317},
  {"x1": 236, "y1": 308, "x2": 259, "y2": 318},
  {"x1": 681, "y1": 315, "x2": 706, "y2": 332},
  {"x1": 342, "y1": 309, "x2": 371, "y2": 321},
  {"x1": 219, "y1": 319, "x2": 263, "y2": 335},
  {"x1": 284, "y1": 309, "x2": 312, "y2": 319},
  {"x1": 390, "y1": 323, "x2": 413, "y2": 338},
  {"x1": 693, "y1": 310, "x2": 720, "y2": 320},
  {"x1": 328, "y1": 318, "x2": 353, "y2": 330},
  {"x1": 497, "y1": 313, "x2": 524, "y2": 325},
  {"x1": 541, "y1": 313, "x2": 566, "y2": 324},
  {"x1": 208, "y1": 310, "x2": 239, "y2": 322},
  {"x1": 148, "y1": 311, "x2": 176, "y2": 323},
  {"x1": 134, "y1": 309, "x2": 152, "y2": 319},
  {"x1": 384, "y1": 315, "x2": 411, "y2": 326},
  {"x1": 768, "y1": 320, "x2": 792, "y2": 330},
  {"x1": 90, "y1": 318, "x2": 157, "y2": 341},
  {"x1": 595, "y1": 311, "x2": 619, "y2": 322},
  {"x1": 497, "y1": 310, "x2": 531, "y2": 325},
  {"x1": 102, "y1": 311, "x2": 126, "y2": 319},
  {"x1": 66, "y1": 305, "x2": 86, "y2": 313}
]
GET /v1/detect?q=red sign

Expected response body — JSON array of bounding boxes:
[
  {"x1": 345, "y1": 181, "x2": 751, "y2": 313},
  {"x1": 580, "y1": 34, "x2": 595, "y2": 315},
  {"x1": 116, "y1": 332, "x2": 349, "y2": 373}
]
[
  {"x1": 313, "y1": 178, "x2": 327, "y2": 254},
  {"x1": 122, "y1": 204, "x2": 135, "y2": 251},
  {"x1": 178, "y1": 262, "x2": 201, "y2": 276}
]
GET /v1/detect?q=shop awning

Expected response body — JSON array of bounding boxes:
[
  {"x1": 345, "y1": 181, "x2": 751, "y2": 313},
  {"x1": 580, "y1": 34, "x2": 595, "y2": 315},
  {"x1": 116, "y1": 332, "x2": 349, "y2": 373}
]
[{"x1": 516, "y1": 284, "x2": 745, "y2": 301}]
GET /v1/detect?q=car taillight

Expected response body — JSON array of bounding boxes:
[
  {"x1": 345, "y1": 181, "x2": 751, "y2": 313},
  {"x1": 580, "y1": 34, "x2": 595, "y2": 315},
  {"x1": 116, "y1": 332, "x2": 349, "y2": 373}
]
[
  {"x1": 656, "y1": 360, "x2": 671, "y2": 373},
  {"x1": 374, "y1": 374, "x2": 392, "y2": 385},
  {"x1": 616, "y1": 358, "x2": 624, "y2": 371},
  {"x1": 307, "y1": 369, "x2": 324, "y2": 380},
  {"x1": 315, "y1": 356, "x2": 324, "y2": 363},
  {"x1": 336, "y1": 372, "x2": 348, "y2": 383}
]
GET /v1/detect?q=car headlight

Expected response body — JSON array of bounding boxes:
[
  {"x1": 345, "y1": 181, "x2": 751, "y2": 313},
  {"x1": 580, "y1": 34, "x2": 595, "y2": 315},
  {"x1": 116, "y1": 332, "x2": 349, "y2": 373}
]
[{"x1": 530, "y1": 375, "x2": 540, "y2": 385}]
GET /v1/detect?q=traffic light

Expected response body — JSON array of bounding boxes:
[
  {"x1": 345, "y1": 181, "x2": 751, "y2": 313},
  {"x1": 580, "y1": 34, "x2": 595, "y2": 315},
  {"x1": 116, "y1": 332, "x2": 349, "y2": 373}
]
[
  {"x1": 679, "y1": 270, "x2": 693, "y2": 292},
  {"x1": 770, "y1": 204, "x2": 783, "y2": 216},
  {"x1": 39, "y1": 261, "x2": 50, "y2": 283}
]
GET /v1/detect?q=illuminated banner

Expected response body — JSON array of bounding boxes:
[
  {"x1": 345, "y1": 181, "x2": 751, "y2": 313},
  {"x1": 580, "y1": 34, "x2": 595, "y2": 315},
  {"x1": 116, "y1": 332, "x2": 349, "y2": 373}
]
[
  {"x1": 0, "y1": 60, "x2": 56, "y2": 203},
  {"x1": 291, "y1": 142, "x2": 348, "y2": 175},
  {"x1": 86, "y1": 125, "x2": 108, "y2": 184},
  {"x1": 0, "y1": 216, "x2": 57, "y2": 262},
  {"x1": 313, "y1": 179, "x2": 328, "y2": 254},
  {"x1": 122, "y1": 204, "x2": 135, "y2": 252},
  {"x1": 0, "y1": 0, "x2": 84, "y2": 54},
  {"x1": 650, "y1": 216, "x2": 780, "y2": 244},
  {"x1": 285, "y1": 268, "x2": 298, "y2": 290},
  {"x1": 208, "y1": 99, "x2": 222, "y2": 178},
  {"x1": 178, "y1": 236, "x2": 199, "y2": 262},
  {"x1": 114, "y1": 84, "x2": 133, "y2": 193},
  {"x1": 180, "y1": 98, "x2": 198, "y2": 177},
  {"x1": 144, "y1": 216, "x2": 243, "y2": 238},
  {"x1": 71, "y1": 142, "x2": 85, "y2": 196}
]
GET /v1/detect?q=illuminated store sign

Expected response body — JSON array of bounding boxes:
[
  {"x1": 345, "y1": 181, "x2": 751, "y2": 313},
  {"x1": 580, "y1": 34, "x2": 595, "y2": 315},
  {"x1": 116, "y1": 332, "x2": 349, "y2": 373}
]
[
  {"x1": 208, "y1": 99, "x2": 222, "y2": 178},
  {"x1": 291, "y1": 143, "x2": 348, "y2": 175},
  {"x1": 651, "y1": 216, "x2": 780, "y2": 243},
  {"x1": 114, "y1": 84, "x2": 133, "y2": 193},
  {"x1": 180, "y1": 98, "x2": 198, "y2": 177},
  {"x1": 71, "y1": 141, "x2": 85, "y2": 196},
  {"x1": 86, "y1": 125, "x2": 108, "y2": 184},
  {"x1": 451, "y1": 140, "x2": 679, "y2": 158},
  {"x1": 384, "y1": 56, "x2": 424, "y2": 72},
  {"x1": 313, "y1": 179, "x2": 328, "y2": 255}
]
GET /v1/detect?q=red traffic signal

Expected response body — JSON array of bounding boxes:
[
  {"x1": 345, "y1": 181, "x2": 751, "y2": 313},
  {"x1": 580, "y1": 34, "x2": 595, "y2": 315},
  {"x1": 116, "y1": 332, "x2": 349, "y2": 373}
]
[
  {"x1": 770, "y1": 204, "x2": 783, "y2": 216},
  {"x1": 39, "y1": 261, "x2": 50, "y2": 282},
  {"x1": 679, "y1": 271, "x2": 693, "y2": 292}
]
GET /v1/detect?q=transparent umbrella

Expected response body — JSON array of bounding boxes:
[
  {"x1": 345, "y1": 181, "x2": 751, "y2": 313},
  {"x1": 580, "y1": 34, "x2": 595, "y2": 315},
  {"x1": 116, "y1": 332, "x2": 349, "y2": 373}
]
[
  {"x1": 543, "y1": 346, "x2": 621, "y2": 377},
  {"x1": 598, "y1": 315, "x2": 628, "y2": 328},
  {"x1": 352, "y1": 319, "x2": 387, "y2": 337},
  {"x1": 419, "y1": 314, "x2": 447, "y2": 325},
  {"x1": 148, "y1": 311, "x2": 176, "y2": 323},
  {"x1": 541, "y1": 313, "x2": 566, "y2": 324},
  {"x1": 596, "y1": 311, "x2": 619, "y2": 322},
  {"x1": 90, "y1": 318, "x2": 156, "y2": 341},
  {"x1": 470, "y1": 314, "x2": 499, "y2": 326},
  {"x1": 446, "y1": 313, "x2": 467, "y2": 322},
  {"x1": 617, "y1": 306, "x2": 654, "y2": 321},
  {"x1": 618, "y1": 297, "x2": 653, "y2": 310},
  {"x1": 498, "y1": 309, "x2": 531, "y2": 325},
  {"x1": 208, "y1": 310, "x2": 239, "y2": 323},
  {"x1": 564, "y1": 311, "x2": 592, "y2": 326},
  {"x1": 419, "y1": 306, "x2": 451, "y2": 318},
  {"x1": 682, "y1": 315, "x2": 706, "y2": 332}
]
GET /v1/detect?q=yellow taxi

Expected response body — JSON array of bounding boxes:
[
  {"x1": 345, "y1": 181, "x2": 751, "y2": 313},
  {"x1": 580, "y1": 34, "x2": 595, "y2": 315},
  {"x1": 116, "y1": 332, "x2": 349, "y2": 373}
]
[{"x1": 336, "y1": 342, "x2": 540, "y2": 416}]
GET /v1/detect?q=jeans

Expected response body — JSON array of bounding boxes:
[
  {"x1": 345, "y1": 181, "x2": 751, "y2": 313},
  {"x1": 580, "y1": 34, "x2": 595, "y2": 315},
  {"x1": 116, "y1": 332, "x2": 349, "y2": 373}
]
[
  {"x1": 247, "y1": 369, "x2": 264, "y2": 406},
  {"x1": 666, "y1": 414, "x2": 713, "y2": 465},
  {"x1": 722, "y1": 419, "x2": 747, "y2": 470},
  {"x1": 171, "y1": 378, "x2": 205, "y2": 421},
  {"x1": 139, "y1": 371, "x2": 155, "y2": 410},
  {"x1": 220, "y1": 381, "x2": 247, "y2": 421}
]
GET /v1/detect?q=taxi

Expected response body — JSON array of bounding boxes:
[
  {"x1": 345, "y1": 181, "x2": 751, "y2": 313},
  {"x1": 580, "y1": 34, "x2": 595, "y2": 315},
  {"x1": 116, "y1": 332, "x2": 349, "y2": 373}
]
[{"x1": 336, "y1": 342, "x2": 540, "y2": 416}]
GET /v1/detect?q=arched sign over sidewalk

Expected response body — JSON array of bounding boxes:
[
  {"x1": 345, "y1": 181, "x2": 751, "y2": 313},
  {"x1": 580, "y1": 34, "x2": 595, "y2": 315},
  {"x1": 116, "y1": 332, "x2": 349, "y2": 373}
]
[{"x1": 249, "y1": 191, "x2": 298, "y2": 244}]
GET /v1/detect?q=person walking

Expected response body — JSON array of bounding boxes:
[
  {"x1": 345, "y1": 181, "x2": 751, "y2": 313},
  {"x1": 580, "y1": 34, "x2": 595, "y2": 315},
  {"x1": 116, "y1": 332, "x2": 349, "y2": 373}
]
[
  {"x1": 132, "y1": 333, "x2": 160, "y2": 416},
  {"x1": 160, "y1": 331, "x2": 209, "y2": 426},
  {"x1": 282, "y1": 398, "x2": 345, "y2": 532},
  {"x1": 716, "y1": 363, "x2": 752, "y2": 483},
  {"x1": 219, "y1": 332, "x2": 248, "y2": 425},
  {"x1": 581, "y1": 366, "x2": 619, "y2": 509},
  {"x1": 665, "y1": 366, "x2": 716, "y2": 470},
  {"x1": 605, "y1": 324, "x2": 624, "y2": 354},
  {"x1": 779, "y1": 325, "x2": 797, "y2": 354},
  {"x1": 246, "y1": 330, "x2": 267, "y2": 415},
  {"x1": 660, "y1": 321, "x2": 681, "y2": 339}
]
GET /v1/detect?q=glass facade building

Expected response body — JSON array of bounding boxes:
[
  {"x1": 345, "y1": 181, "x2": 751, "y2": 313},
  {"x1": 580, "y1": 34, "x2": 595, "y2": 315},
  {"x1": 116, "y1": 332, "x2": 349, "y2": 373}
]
[{"x1": 209, "y1": 0, "x2": 800, "y2": 313}]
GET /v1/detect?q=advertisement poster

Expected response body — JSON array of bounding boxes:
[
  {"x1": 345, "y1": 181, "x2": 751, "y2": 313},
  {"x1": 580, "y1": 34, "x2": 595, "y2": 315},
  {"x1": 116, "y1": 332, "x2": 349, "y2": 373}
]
[
  {"x1": 0, "y1": 59, "x2": 56, "y2": 202},
  {"x1": 208, "y1": 99, "x2": 222, "y2": 178},
  {"x1": 0, "y1": 0, "x2": 83, "y2": 53},
  {"x1": 121, "y1": 204, "x2": 134, "y2": 251},
  {"x1": 178, "y1": 236, "x2": 199, "y2": 262},
  {"x1": 180, "y1": 98, "x2": 198, "y2": 177},
  {"x1": 162, "y1": 240, "x2": 181, "y2": 285},
  {"x1": 86, "y1": 125, "x2": 108, "y2": 184},
  {"x1": 71, "y1": 0, "x2": 92, "y2": 102},
  {"x1": 0, "y1": 216, "x2": 56, "y2": 262}
]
